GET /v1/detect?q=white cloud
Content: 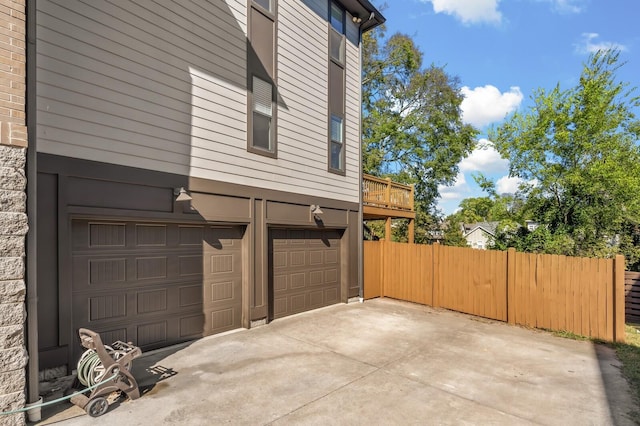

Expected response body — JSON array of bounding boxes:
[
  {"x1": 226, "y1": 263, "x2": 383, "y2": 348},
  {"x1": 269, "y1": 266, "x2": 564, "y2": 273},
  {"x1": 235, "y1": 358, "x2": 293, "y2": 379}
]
[
  {"x1": 461, "y1": 85, "x2": 523, "y2": 128},
  {"x1": 575, "y1": 33, "x2": 628, "y2": 55},
  {"x1": 459, "y1": 139, "x2": 509, "y2": 173},
  {"x1": 496, "y1": 176, "x2": 523, "y2": 194},
  {"x1": 539, "y1": 0, "x2": 587, "y2": 14},
  {"x1": 422, "y1": 0, "x2": 502, "y2": 25},
  {"x1": 495, "y1": 176, "x2": 539, "y2": 194},
  {"x1": 438, "y1": 172, "x2": 469, "y2": 200}
]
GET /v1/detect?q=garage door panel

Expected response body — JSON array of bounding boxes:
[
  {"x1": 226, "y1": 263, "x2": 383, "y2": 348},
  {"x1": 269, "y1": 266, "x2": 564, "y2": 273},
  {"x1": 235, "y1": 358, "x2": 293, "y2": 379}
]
[
  {"x1": 135, "y1": 256, "x2": 168, "y2": 280},
  {"x1": 309, "y1": 290, "x2": 323, "y2": 307},
  {"x1": 178, "y1": 284, "x2": 203, "y2": 307},
  {"x1": 309, "y1": 270, "x2": 324, "y2": 286},
  {"x1": 136, "y1": 289, "x2": 168, "y2": 314},
  {"x1": 88, "y1": 293, "x2": 127, "y2": 322},
  {"x1": 290, "y1": 294, "x2": 306, "y2": 312},
  {"x1": 71, "y1": 222, "x2": 127, "y2": 250},
  {"x1": 202, "y1": 227, "x2": 244, "y2": 335},
  {"x1": 179, "y1": 255, "x2": 203, "y2": 276},
  {"x1": 325, "y1": 269, "x2": 338, "y2": 284},
  {"x1": 207, "y1": 308, "x2": 236, "y2": 333},
  {"x1": 137, "y1": 321, "x2": 168, "y2": 347},
  {"x1": 135, "y1": 224, "x2": 168, "y2": 247},
  {"x1": 71, "y1": 219, "x2": 244, "y2": 360},
  {"x1": 325, "y1": 249, "x2": 338, "y2": 264},
  {"x1": 270, "y1": 229, "x2": 342, "y2": 319},
  {"x1": 180, "y1": 314, "x2": 205, "y2": 338},
  {"x1": 179, "y1": 225, "x2": 205, "y2": 245},
  {"x1": 82, "y1": 257, "x2": 128, "y2": 287},
  {"x1": 72, "y1": 251, "x2": 203, "y2": 291},
  {"x1": 74, "y1": 286, "x2": 203, "y2": 326},
  {"x1": 309, "y1": 251, "x2": 323, "y2": 265},
  {"x1": 273, "y1": 298, "x2": 287, "y2": 317},
  {"x1": 290, "y1": 273, "x2": 305, "y2": 289},
  {"x1": 325, "y1": 287, "x2": 339, "y2": 304}
]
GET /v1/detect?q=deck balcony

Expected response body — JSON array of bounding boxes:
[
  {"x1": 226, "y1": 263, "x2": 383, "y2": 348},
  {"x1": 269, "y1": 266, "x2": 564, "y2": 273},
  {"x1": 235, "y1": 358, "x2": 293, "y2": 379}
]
[{"x1": 363, "y1": 174, "x2": 416, "y2": 243}]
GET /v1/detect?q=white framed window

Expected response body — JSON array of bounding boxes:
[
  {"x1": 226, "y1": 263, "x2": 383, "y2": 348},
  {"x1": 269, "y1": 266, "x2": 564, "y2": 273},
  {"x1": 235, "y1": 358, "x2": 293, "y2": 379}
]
[
  {"x1": 252, "y1": 76, "x2": 273, "y2": 152},
  {"x1": 330, "y1": 114, "x2": 344, "y2": 171}
]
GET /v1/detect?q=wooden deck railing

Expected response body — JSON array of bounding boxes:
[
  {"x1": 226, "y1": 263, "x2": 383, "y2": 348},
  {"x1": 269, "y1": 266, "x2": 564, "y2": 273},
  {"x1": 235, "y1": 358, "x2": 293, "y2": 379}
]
[{"x1": 363, "y1": 174, "x2": 414, "y2": 211}]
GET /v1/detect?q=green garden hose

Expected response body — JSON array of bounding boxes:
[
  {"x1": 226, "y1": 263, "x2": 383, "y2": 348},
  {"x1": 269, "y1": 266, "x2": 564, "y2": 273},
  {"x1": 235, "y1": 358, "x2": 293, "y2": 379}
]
[{"x1": 0, "y1": 372, "x2": 118, "y2": 416}]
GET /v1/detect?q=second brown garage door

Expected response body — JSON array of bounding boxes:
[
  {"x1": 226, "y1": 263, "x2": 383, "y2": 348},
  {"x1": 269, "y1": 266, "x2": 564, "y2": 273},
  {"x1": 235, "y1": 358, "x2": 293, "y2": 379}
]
[{"x1": 270, "y1": 229, "x2": 342, "y2": 319}]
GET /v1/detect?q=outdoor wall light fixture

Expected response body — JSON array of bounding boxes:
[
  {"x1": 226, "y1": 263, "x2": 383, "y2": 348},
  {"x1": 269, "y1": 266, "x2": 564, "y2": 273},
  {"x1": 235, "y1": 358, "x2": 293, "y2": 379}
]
[
  {"x1": 174, "y1": 187, "x2": 193, "y2": 202},
  {"x1": 352, "y1": 15, "x2": 362, "y2": 23},
  {"x1": 309, "y1": 204, "x2": 324, "y2": 217}
]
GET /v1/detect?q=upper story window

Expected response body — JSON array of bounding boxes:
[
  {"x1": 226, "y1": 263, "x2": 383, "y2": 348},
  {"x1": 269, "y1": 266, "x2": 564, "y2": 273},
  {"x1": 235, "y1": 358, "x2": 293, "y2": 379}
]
[
  {"x1": 253, "y1": 0, "x2": 272, "y2": 12},
  {"x1": 330, "y1": 114, "x2": 344, "y2": 171},
  {"x1": 329, "y1": 2, "x2": 345, "y2": 64},
  {"x1": 248, "y1": 0, "x2": 277, "y2": 157},
  {"x1": 330, "y1": 2, "x2": 344, "y2": 33},
  {"x1": 252, "y1": 76, "x2": 273, "y2": 151},
  {"x1": 328, "y1": 1, "x2": 346, "y2": 174}
]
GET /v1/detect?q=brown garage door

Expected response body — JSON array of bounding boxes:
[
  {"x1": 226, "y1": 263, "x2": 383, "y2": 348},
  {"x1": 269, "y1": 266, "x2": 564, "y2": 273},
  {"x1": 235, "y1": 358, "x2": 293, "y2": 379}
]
[
  {"x1": 71, "y1": 219, "x2": 243, "y2": 359},
  {"x1": 270, "y1": 229, "x2": 341, "y2": 319}
]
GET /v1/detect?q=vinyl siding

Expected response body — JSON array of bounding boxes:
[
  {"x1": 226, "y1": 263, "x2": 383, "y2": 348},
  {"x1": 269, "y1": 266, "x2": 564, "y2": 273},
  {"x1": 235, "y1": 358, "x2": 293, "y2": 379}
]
[{"x1": 36, "y1": 0, "x2": 362, "y2": 203}]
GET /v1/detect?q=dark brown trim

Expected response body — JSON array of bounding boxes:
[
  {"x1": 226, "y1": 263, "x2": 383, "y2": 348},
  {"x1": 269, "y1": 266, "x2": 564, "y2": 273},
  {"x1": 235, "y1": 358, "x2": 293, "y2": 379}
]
[
  {"x1": 57, "y1": 175, "x2": 70, "y2": 350},
  {"x1": 39, "y1": 153, "x2": 359, "y2": 212},
  {"x1": 327, "y1": 7, "x2": 347, "y2": 176},
  {"x1": 247, "y1": 0, "x2": 278, "y2": 158},
  {"x1": 251, "y1": 198, "x2": 267, "y2": 320},
  {"x1": 241, "y1": 223, "x2": 251, "y2": 329},
  {"x1": 189, "y1": 176, "x2": 358, "y2": 211},
  {"x1": 327, "y1": 0, "x2": 347, "y2": 176}
]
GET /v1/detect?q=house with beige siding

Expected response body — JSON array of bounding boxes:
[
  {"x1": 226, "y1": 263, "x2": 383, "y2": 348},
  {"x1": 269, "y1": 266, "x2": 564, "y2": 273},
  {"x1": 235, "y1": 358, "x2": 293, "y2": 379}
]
[
  {"x1": 0, "y1": 0, "x2": 384, "y2": 420},
  {"x1": 461, "y1": 221, "x2": 498, "y2": 250}
]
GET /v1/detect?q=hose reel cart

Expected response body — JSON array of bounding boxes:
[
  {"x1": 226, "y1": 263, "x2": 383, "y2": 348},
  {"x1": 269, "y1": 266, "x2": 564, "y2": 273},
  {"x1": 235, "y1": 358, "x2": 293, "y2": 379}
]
[{"x1": 71, "y1": 328, "x2": 142, "y2": 417}]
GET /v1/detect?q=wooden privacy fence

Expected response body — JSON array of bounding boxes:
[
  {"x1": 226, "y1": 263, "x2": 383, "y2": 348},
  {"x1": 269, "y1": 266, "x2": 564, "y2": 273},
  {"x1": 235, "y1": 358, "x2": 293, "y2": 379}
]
[
  {"x1": 625, "y1": 271, "x2": 640, "y2": 323},
  {"x1": 364, "y1": 241, "x2": 626, "y2": 342}
]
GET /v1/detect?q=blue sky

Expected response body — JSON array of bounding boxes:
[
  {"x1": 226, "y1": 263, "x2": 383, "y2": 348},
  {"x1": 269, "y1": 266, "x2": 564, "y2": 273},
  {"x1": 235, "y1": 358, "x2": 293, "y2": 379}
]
[{"x1": 379, "y1": 0, "x2": 640, "y2": 215}]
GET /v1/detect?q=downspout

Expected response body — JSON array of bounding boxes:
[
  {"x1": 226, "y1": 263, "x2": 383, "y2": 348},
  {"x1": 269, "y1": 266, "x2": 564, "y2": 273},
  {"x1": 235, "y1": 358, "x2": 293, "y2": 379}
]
[
  {"x1": 26, "y1": 0, "x2": 39, "y2": 405},
  {"x1": 357, "y1": 14, "x2": 373, "y2": 301}
]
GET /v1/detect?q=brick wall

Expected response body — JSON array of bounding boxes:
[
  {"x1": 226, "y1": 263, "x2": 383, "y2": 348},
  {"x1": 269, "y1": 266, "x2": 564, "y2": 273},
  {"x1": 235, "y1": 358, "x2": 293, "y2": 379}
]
[{"x1": 0, "y1": 0, "x2": 28, "y2": 424}]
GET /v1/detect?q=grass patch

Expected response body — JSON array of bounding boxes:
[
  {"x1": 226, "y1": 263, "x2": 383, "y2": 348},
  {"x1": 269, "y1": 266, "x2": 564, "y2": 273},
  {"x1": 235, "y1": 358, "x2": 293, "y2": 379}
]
[
  {"x1": 552, "y1": 325, "x2": 640, "y2": 422},
  {"x1": 613, "y1": 325, "x2": 640, "y2": 423},
  {"x1": 551, "y1": 329, "x2": 591, "y2": 341}
]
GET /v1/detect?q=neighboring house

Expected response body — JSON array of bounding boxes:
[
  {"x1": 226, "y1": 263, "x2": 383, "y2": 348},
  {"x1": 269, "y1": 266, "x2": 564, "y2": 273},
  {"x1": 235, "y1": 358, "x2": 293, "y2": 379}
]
[
  {"x1": 0, "y1": 0, "x2": 385, "y2": 417},
  {"x1": 525, "y1": 220, "x2": 540, "y2": 232},
  {"x1": 461, "y1": 221, "x2": 498, "y2": 250}
]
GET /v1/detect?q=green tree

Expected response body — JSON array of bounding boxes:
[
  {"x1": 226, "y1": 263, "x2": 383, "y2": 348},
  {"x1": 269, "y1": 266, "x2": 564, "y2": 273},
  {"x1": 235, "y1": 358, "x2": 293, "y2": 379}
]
[
  {"x1": 362, "y1": 28, "x2": 477, "y2": 242},
  {"x1": 489, "y1": 49, "x2": 640, "y2": 261},
  {"x1": 442, "y1": 194, "x2": 522, "y2": 248},
  {"x1": 442, "y1": 219, "x2": 468, "y2": 247}
]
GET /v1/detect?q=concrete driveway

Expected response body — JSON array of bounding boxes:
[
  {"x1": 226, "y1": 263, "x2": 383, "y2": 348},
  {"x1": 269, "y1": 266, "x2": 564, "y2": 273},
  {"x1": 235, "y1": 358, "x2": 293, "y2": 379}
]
[{"x1": 39, "y1": 298, "x2": 636, "y2": 425}]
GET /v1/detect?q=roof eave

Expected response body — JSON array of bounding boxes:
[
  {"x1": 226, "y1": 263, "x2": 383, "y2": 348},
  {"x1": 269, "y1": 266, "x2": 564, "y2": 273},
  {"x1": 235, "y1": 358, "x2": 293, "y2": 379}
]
[{"x1": 340, "y1": 0, "x2": 386, "y2": 32}]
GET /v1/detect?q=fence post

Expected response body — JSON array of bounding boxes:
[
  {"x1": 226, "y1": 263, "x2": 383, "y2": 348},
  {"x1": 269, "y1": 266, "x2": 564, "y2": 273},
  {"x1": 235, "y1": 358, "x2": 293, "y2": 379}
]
[
  {"x1": 507, "y1": 248, "x2": 516, "y2": 324},
  {"x1": 432, "y1": 242, "x2": 440, "y2": 308},
  {"x1": 380, "y1": 240, "x2": 386, "y2": 298},
  {"x1": 614, "y1": 255, "x2": 626, "y2": 343}
]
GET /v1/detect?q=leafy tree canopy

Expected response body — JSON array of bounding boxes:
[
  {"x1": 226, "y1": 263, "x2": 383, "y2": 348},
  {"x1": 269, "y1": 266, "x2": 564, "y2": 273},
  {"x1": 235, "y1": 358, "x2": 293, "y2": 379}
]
[
  {"x1": 362, "y1": 27, "x2": 477, "y2": 242},
  {"x1": 488, "y1": 49, "x2": 640, "y2": 264}
]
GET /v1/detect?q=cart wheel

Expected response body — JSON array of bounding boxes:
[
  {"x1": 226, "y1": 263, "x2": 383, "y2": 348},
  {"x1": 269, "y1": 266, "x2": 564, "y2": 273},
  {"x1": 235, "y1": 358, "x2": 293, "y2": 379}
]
[{"x1": 86, "y1": 397, "x2": 109, "y2": 417}]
